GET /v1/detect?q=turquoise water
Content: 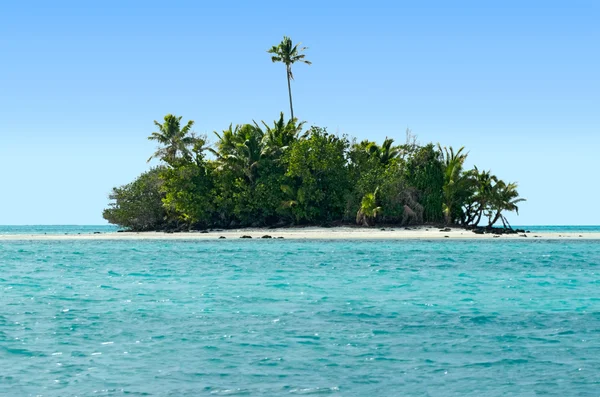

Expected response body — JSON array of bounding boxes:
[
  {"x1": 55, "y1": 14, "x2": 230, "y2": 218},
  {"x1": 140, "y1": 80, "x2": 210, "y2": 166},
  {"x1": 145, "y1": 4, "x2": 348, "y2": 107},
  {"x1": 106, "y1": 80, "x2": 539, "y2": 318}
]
[
  {"x1": 514, "y1": 225, "x2": 600, "y2": 233},
  {"x1": 0, "y1": 225, "x2": 119, "y2": 235},
  {"x1": 2, "y1": 239, "x2": 600, "y2": 396}
]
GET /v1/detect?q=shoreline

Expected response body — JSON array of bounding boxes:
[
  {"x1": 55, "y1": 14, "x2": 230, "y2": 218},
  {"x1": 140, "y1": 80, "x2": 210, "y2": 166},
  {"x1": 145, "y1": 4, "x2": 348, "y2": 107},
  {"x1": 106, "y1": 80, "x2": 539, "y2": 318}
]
[{"x1": 1, "y1": 226, "x2": 600, "y2": 240}]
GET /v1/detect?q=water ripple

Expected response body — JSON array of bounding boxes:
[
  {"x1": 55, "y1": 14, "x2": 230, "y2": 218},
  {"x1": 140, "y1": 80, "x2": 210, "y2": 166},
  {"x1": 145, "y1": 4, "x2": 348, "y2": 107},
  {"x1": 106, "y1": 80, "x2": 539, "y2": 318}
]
[{"x1": 1, "y1": 239, "x2": 600, "y2": 396}]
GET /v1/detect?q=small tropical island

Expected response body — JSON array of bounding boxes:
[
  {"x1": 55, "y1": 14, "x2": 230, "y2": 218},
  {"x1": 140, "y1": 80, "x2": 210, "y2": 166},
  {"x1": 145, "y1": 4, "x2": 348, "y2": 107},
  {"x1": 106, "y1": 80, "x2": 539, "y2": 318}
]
[{"x1": 103, "y1": 37, "x2": 525, "y2": 233}]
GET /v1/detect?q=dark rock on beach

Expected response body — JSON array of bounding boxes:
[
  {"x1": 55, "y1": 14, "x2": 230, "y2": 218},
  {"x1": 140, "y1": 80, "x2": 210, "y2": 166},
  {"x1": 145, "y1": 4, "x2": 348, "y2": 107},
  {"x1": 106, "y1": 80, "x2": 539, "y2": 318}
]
[
  {"x1": 261, "y1": 235, "x2": 272, "y2": 239},
  {"x1": 240, "y1": 235, "x2": 252, "y2": 239}
]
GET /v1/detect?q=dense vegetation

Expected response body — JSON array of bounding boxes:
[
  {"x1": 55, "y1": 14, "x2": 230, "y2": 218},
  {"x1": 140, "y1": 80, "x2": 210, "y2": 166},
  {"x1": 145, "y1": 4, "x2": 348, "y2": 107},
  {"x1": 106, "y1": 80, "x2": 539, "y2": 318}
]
[
  {"x1": 103, "y1": 36, "x2": 524, "y2": 231},
  {"x1": 103, "y1": 114, "x2": 525, "y2": 231}
]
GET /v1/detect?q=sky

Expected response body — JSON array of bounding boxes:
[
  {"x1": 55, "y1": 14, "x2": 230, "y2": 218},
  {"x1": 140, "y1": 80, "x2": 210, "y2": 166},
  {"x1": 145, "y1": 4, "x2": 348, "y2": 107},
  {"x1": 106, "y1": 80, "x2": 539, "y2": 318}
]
[{"x1": 1, "y1": 0, "x2": 598, "y2": 225}]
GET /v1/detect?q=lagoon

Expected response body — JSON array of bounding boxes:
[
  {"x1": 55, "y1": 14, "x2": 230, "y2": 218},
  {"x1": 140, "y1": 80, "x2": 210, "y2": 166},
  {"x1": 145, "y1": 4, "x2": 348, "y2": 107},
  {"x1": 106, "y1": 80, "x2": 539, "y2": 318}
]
[{"x1": 2, "y1": 238, "x2": 600, "y2": 396}]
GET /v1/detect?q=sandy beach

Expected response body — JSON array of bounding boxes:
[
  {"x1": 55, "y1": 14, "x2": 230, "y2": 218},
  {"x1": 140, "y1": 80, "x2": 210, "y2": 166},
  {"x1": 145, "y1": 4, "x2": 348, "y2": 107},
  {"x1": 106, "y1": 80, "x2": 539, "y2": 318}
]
[{"x1": 1, "y1": 226, "x2": 599, "y2": 240}]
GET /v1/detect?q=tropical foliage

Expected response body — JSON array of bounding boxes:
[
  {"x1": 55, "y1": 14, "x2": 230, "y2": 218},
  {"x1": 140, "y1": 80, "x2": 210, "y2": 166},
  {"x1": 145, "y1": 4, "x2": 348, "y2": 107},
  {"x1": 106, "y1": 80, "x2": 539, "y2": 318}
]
[
  {"x1": 104, "y1": 115, "x2": 525, "y2": 231},
  {"x1": 103, "y1": 167, "x2": 167, "y2": 231},
  {"x1": 148, "y1": 114, "x2": 197, "y2": 164},
  {"x1": 103, "y1": 37, "x2": 524, "y2": 231}
]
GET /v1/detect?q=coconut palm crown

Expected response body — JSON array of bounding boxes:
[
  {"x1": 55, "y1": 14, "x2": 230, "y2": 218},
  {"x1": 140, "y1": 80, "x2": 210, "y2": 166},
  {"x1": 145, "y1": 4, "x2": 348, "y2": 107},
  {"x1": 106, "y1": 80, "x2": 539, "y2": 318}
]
[
  {"x1": 148, "y1": 114, "x2": 197, "y2": 164},
  {"x1": 268, "y1": 36, "x2": 311, "y2": 121}
]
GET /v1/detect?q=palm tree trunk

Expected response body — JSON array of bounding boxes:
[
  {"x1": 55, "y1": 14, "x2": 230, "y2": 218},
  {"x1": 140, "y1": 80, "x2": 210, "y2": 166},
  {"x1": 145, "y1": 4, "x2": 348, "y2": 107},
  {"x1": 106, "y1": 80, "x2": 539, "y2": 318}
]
[
  {"x1": 286, "y1": 66, "x2": 294, "y2": 120},
  {"x1": 474, "y1": 209, "x2": 483, "y2": 226},
  {"x1": 489, "y1": 211, "x2": 502, "y2": 227}
]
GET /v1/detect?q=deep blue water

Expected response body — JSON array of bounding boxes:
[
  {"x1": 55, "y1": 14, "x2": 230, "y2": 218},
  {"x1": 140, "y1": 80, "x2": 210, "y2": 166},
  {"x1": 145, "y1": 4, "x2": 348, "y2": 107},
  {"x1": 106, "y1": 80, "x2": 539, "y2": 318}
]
[{"x1": 2, "y1": 239, "x2": 600, "y2": 396}]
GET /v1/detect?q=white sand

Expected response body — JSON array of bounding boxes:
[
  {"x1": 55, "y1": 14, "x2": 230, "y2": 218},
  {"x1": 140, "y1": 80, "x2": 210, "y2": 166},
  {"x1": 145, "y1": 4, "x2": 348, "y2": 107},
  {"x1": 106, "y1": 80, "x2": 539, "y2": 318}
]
[{"x1": 1, "y1": 226, "x2": 599, "y2": 240}]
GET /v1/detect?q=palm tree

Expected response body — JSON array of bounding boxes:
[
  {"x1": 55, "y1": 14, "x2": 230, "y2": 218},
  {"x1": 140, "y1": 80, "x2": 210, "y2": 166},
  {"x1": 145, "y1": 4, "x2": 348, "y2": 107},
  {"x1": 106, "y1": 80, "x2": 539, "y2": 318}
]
[
  {"x1": 356, "y1": 188, "x2": 382, "y2": 226},
  {"x1": 378, "y1": 138, "x2": 401, "y2": 165},
  {"x1": 259, "y1": 112, "x2": 305, "y2": 159},
  {"x1": 471, "y1": 168, "x2": 497, "y2": 226},
  {"x1": 438, "y1": 145, "x2": 469, "y2": 224},
  {"x1": 487, "y1": 181, "x2": 526, "y2": 228},
  {"x1": 211, "y1": 123, "x2": 241, "y2": 158},
  {"x1": 462, "y1": 166, "x2": 497, "y2": 226},
  {"x1": 211, "y1": 123, "x2": 265, "y2": 183},
  {"x1": 148, "y1": 114, "x2": 196, "y2": 164},
  {"x1": 268, "y1": 36, "x2": 311, "y2": 120},
  {"x1": 353, "y1": 137, "x2": 401, "y2": 166}
]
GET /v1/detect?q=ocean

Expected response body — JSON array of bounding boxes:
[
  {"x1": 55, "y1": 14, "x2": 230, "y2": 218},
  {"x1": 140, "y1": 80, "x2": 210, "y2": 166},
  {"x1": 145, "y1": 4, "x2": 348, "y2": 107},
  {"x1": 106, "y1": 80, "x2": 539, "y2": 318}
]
[{"x1": 2, "y1": 233, "x2": 600, "y2": 395}]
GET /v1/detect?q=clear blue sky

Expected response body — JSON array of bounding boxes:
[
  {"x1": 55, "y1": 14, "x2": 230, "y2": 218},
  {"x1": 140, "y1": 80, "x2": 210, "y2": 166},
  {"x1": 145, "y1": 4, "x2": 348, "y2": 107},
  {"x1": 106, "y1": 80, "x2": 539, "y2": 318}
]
[{"x1": 1, "y1": 0, "x2": 598, "y2": 225}]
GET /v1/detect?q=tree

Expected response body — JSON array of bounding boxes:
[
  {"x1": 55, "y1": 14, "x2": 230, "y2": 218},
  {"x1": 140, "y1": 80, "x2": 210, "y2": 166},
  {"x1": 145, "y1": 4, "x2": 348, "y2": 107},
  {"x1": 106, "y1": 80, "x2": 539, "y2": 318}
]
[
  {"x1": 356, "y1": 188, "x2": 382, "y2": 226},
  {"x1": 439, "y1": 145, "x2": 470, "y2": 225},
  {"x1": 102, "y1": 168, "x2": 168, "y2": 231},
  {"x1": 461, "y1": 167, "x2": 497, "y2": 226},
  {"x1": 148, "y1": 114, "x2": 197, "y2": 164},
  {"x1": 210, "y1": 115, "x2": 304, "y2": 227},
  {"x1": 352, "y1": 137, "x2": 401, "y2": 166},
  {"x1": 160, "y1": 138, "x2": 215, "y2": 228},
  {"x1": 376, "y1": 138, "x2": 402, "y2": 165},
  {"x1": 259, "y1": 112, "x2": 305, "y2": 160},
  {"x1": 282, "y1": 127, "x2": 350, "y2": 223},
  {"x1": 404, "y1": 144, "x2": 444, "y2": 223},
  {"x1": 211, "y1": 123, "x2": 266, "y2": 184},
  {"x1": 487, "y1": 181, "x2": 526, "y2": 228},
  {"x1": 268, "y1": 36, "x2": 311, "y2": 120}
]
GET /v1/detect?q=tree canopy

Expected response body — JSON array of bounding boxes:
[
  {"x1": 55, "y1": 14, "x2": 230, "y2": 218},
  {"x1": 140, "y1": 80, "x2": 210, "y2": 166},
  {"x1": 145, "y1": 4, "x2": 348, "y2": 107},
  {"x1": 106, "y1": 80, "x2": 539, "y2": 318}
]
[{"x1": 104, "y1": 114, "x2": 525, "y2": 231}]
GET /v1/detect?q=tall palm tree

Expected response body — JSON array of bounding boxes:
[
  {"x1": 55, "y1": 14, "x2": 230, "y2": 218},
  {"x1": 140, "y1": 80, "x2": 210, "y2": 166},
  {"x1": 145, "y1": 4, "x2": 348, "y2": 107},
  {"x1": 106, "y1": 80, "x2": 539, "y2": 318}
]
[
  {"x1": 268, "y1": 36, "x2": 311, "y2": 120},
  {"x1": 148, "y1": 114, "x2": 196, "y2": 163}
]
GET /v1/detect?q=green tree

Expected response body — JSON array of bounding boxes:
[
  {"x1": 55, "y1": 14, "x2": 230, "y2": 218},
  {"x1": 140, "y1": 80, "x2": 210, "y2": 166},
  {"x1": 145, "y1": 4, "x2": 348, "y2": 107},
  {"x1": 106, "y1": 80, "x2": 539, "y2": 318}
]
[
  {"x1": 268, "y1": 36, "x2": 311, "y2": 120},
  {"x1": 439, "y1": 145, "x2": 470, "y2": 225},
  {"x1": 487, "y1": 181, "x2": 526, "y2": 228},
  {"x1": 259, "y1": 112, "x2": 305, "y2": 160},
  {"x1": 148, "y1": 114, "x2": 197, "y2": 164},
  {"x1": 282, "y1": 127, "x2": 350, "y2": 223},
  {"x1": 404, "y1": 144, "x2": 444, "y2": 223},
  {"x1": 461, "y1": 167, "x2": 496, "y2": 226},
  {"x1": 356, "y1": 188, "x2": 382, "y2": 226},
  {"x1": 160, "y1": 138, "x2": 215, "y2": 228},
  {"x1": 210, "y1": 115, "x2": 304, "y2": 227},
  {"x1": 211, "y1": 123, "x2": 266, "y2": 183},
  {"x1": 102, "y1": 168, "x2": 168, "y2": 231}
]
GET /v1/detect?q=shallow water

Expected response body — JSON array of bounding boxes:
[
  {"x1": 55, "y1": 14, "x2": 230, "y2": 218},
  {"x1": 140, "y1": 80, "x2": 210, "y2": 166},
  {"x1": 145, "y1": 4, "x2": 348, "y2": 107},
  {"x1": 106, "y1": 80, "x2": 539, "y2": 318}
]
[
  {"x1": 0, "y1": 225, "x2": 119, "y2": 235},
  {"x1": 2, "y1": 239, "x2": 600, "y2": 396}
]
